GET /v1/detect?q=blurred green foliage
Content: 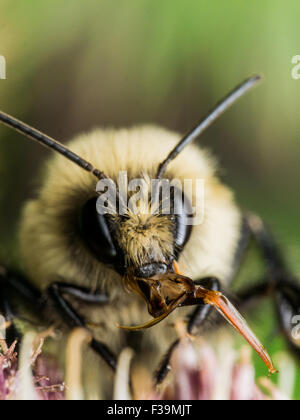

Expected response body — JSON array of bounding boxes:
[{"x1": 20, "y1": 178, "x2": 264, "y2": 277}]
[{"x1": 0, "y1": 0, "x2": 300, "y2": 398}]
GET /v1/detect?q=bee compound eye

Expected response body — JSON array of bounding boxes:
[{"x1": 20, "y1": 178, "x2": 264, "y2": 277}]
[
  {"x1": 79, "y1": 197, "x2": 118, "y2": 263},
  {"x1": 173, "y1": 191, "x2": 193, "y2": 251}
]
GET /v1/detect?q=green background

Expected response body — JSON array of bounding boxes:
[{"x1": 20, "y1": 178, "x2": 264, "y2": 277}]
[{"x1": 0, "y1": 0, "x2": 300, "y2": 398}]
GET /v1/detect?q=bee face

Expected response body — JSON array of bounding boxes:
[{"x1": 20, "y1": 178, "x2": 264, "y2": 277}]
[
  {"x1": 77, "y1": 174, "x2": 195, "y2": 317},
  {"x1": 79, "y1": 181, "x2": 193, "y2": 279}
]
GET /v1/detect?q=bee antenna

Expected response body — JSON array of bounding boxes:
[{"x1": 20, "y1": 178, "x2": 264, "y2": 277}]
[
  {"x1": 156, "y1": 74, "x2": 262, "y2": 179},
  {"x1": 0, "y1": 111, "x2": 106, "y2": 180}
]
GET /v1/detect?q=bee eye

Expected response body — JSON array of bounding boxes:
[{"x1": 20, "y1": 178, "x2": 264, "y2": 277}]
[
  {"x1": 79, "y1": 197, "x2": 118, "y2": 263},
  {"x1": 173, "y1": 192, "x2": 193, "y2": 253}
]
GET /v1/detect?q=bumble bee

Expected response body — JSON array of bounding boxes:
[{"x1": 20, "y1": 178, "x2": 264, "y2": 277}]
[{"x1": 0, "y1": 75, "x2": 299, "y2": 399}]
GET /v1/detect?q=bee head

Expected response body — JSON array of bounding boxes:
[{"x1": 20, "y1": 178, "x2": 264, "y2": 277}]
[{"x1": 79, "y1": 179, "x2": 193, "y2": 315}]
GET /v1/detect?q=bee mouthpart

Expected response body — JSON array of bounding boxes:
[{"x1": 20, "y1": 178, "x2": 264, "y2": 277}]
[
  {"x1": 138, "y1": 272, "x2": 195, "y2": 318},
  {"x1": 118, "y1": 271, "x2": 196, "y2": 329},
  {"x1": 116, "y1": 293, "x2": 188, "y2": 331},
  {"x1": 118, "y1": 269, "x2": 277, "y2": 375}
]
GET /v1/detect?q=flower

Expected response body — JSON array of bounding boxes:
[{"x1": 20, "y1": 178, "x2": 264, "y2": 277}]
[
  {"x1": 0, "y1": 332, "x2": 64, "y2": 400},
  {"x1": 130, "y1": 331, "x2": 295, "y2": 400},
  {"x1": 0, "y1": 327, "x2": 296, "y2": 400}
]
